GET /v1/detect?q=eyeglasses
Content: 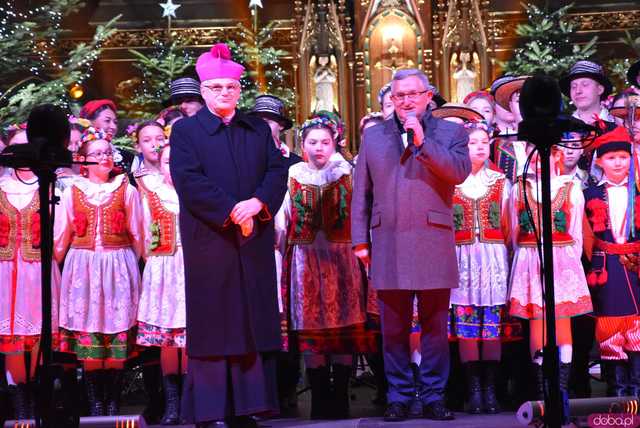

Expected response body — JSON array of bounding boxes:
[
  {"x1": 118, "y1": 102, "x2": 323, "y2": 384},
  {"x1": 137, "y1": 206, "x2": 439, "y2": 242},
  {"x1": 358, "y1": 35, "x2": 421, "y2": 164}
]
[
  {"x1": 85, "y1": 150, "x2": 114, "y2": 159},
  {"x1": 202, "y1": 84, "x2": 241, "y2": 95},
  {"x1": 391, "y1": 90, "x2": 429, "y2": 102}
]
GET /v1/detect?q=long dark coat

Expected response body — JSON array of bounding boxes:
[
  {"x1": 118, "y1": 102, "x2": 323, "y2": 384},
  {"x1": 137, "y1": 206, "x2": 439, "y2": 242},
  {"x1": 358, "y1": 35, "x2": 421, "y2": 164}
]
[
  {"x1": 351, "y1": 111, "x2": 471, "y2": 290},
  {"x1": 170, "y1": 107, "x2": 288, "y2": 357}
]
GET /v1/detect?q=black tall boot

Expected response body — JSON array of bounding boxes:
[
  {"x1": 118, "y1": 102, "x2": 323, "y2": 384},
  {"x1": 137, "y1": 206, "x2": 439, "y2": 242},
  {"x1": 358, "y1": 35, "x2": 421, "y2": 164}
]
[
  {"x1": 464, "y1": 361, "x2": 483, "y2": 414},
  {"x1": 534, "y1": 363, "x2": 545, "y2": 401},
  {"x1": 27, "y1": 380, "x2": 37, "y2": 419},
  {"x1": 559, "y1": 363, "x2": 571, "y2": 400},
  {"x1": 160, "y1": 375, "x2": 181, "y2": 425},
  {"x1": 306, "y1": 366, "x2": 331, "y2": 419},
  {"x1": 628, "y1": 353, "x2": 640, "y2": 397},
  {"x1": 483, "y1": 361, "x2": 501, "y2": 414},
  {"x1": 105, "y1": 369, "x2": 123, "y2": 416},
  {"x1": 8, "y1": 383, "x2": 29, "y2": 420},
  {"x1": 84, "y1": 370, "x2": 105, "y2": 416},
  {"x1": 142, "y1": 363, "x2": 164, "y2": 424},
  {"x1": 603, "y1": 360, "x2": 629, "y2": 397},
  {"x1": 331, "y1": 364, "x2": 351, "y2": 419}
]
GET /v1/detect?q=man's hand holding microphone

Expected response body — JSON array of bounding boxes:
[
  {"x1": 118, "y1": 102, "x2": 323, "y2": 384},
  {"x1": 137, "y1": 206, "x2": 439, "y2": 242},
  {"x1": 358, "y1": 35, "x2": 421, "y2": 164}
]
[{"x1": 404, "y1": 110, "x2": 424, "y2": 147}]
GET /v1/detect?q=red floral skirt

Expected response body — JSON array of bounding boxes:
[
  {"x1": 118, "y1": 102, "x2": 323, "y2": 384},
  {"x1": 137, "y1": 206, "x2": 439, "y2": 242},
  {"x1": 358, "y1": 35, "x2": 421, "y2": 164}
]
[{"x1": 298, "y1": 322, "x2": 377, "y2": 354}]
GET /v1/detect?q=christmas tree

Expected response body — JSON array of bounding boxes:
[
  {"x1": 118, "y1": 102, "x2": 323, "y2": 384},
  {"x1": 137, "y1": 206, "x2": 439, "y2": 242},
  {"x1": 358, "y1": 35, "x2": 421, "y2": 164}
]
[
  {"x1": 117, "y1": 37, "x2": 195, "y2": 118},
  {"x1": 500, "y1": 3, "x2": 597, "y2": 78},
  {"x1": 607, "y1": 30, "x2": 640, "y2": 90},
  {"x1": 230, "y1": 21, "x2": 295, "y2": 111},
  {"x1": 0, "y1": 1, "x2": 119, "y2": 123}
]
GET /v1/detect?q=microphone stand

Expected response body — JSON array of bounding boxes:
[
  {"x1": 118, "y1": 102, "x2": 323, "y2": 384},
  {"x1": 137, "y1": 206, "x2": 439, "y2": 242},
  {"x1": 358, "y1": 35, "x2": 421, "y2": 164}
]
[
  {"x1": 518, "y1": 118, "x2": 565, "y2": 428},
  {"x1": 0, "y1": 154, "x2": 90, "y2": 428},
  {"x1": 34, "y1": 166, "x2": 58, "y2": 428}
]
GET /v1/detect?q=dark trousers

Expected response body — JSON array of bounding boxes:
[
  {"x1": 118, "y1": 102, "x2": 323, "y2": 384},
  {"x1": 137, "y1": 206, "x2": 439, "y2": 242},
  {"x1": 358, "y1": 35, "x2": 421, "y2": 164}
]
[
  {"x1": 378, "y1": 289, "x2": 451, "y2": 405},
  {"x1": 181, "y1": 352, "x2": 278, "y2": 423},
  {"x1": 571, "y1": 314, "x2": 596, "y2": 398}
]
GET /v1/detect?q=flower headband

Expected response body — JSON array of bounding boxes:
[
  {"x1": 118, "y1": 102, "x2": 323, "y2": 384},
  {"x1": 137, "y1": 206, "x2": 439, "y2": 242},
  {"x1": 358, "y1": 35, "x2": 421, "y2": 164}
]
[
  {"x1": 126, "y1": 123, "x2": 138, "y2": 143},
  {"x1": 299, "y1": 116, "x2": 338, "y2": 140},
  {"x1": 80, "y1": 127, "x2": 113, "y2": 147},
  {"x1": 4, "y1": 123, "x2": 27, "y2": 133},
  {"x1": 463, "y1": 120, "x2": 492, "y2": 135},
  {"x1": 163, "y1": 125, "x2": 172, "y2": 139},
  {"x1": 68, "y1": 115, "x2": 91, "y2": 128}
]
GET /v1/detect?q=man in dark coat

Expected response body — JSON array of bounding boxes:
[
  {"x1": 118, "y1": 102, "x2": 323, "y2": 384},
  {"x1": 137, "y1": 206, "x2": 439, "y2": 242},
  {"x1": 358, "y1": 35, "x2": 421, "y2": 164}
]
[
  {"x1": 351, "y1": 68, "x2": 470, "y2": 422},
  {"x1": 170, "y1": 43, "x2": 288, "y2": 428}
]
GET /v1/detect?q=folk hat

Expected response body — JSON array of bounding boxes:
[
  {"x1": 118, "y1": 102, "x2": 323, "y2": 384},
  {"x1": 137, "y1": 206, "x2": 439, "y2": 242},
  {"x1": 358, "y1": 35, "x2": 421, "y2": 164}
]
[
  {"x1": 559, "y1": 60, "x2": 613, "y2": 100},
  {"x1": 431, "y1": 103, "x2": 484, "y2": 122},
  {"x1": 627, "y1": 60, "x2": 640, "y2": 89},
  {"x1": 165, "y1": 77, "x2": 202, "y2": 106},
  {"x1": 249, "y1": 95, "x2": 293, "y2": 131},
  {"x1": 493, "y1": 76, "x2": 529, "y2": 112}
]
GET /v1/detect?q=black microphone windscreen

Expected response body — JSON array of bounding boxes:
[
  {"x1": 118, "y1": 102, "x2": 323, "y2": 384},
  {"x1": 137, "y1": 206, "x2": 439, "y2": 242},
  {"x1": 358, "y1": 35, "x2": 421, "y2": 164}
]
[
  {"x1": 27, "y1": 104, "x2": 70, "y2": 152},
  {"x1": 519, "y1": 75, "x2": 562, "y2": 120}
]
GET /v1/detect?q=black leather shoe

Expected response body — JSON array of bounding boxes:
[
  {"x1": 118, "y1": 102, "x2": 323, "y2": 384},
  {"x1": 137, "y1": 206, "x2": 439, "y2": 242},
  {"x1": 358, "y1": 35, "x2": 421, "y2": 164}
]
[
  {"x1": 383, "y1": 401, "x2": 409, "y2": 422},
  {"x1": 423, "y1": 400, "x2": 455, "y2": 420},
  {"x1": 228, "y1": 416, "x2": 259, "y2": 428}
]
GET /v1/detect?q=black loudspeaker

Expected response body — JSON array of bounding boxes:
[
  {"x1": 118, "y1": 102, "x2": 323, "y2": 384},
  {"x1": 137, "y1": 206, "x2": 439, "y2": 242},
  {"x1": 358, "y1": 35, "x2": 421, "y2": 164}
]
[{"x1": 3, "y1": 415, "x2": 147, "y2": 428}]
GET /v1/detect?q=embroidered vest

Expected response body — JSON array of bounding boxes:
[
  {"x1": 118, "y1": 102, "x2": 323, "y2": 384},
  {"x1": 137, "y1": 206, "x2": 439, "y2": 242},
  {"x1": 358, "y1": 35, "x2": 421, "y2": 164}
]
[
  {"x1": 135, "y1": 178, "x2": 177, "y2": 256},
  {"x1": 70, "y1": 178, "x2": 131, "y2": 250},
  {"x1": 517, "y1": 179, "x2": 574, "y2": 247},
  {"x1": 0, "y1": 190, "x2": 40, "y2": 262},
  {"x1": 492, "y1": 137, "x2": 517, "y2": 183},
  {"x1": 452, "y1": 178, "x2": 506, "y2": 245},
  {"x1": 584, "y1": 183, "x2": 640, "y2": 312},
  {"x1": 584, "y1": 184, "x2": 640, "y2": 245},
  {"x1": 288, "y1": 174, "x2": 352, "y2": 245}
]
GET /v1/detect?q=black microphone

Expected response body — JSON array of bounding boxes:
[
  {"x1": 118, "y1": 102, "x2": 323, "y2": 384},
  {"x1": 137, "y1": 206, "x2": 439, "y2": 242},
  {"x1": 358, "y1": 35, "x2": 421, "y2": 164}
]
[
  {"x1": 406, "y1": 111, "x2": 416, "y2": 146},
  {"x1": 400, "y1": 111, "x2": 417, "y2": 164}
]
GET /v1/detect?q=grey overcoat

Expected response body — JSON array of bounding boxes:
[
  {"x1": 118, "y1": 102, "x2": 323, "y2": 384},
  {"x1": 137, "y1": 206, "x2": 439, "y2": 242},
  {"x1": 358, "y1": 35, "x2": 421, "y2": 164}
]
[{"x1": 351, "y1": 111, "x2": 471, "y2": 290}]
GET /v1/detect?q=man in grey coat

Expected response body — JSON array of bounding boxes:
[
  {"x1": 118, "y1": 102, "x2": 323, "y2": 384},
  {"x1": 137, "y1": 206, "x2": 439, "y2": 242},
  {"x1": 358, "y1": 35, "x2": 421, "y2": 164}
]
[{"x1": 351, "y1": 69, "x2": 471, "y2": 421}]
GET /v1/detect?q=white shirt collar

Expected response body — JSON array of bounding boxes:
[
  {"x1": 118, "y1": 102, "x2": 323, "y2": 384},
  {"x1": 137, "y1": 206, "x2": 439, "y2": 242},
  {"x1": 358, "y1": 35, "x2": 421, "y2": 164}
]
[{"x1": 598, "y1": 176, "x2": 629, "y2": 187}]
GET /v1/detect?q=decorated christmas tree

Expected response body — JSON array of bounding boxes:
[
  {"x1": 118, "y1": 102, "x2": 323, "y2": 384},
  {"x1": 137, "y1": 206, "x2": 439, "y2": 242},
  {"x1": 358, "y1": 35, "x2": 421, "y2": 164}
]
[
  {"x1": 607, "y1": 30, "x2": 640, "y2": 89},
  {"x1": 0, "y1": 0, "x2": 119, "y2": 123},
  {"x1": 500, "y1": 3, "x2": 597, "y2": 78},
  {"x1": 117, "y1": 37, "x2": 195, "y2": 118},
  {"x1": 229, "y1": 21, "x2": 295, "y2": 110}
]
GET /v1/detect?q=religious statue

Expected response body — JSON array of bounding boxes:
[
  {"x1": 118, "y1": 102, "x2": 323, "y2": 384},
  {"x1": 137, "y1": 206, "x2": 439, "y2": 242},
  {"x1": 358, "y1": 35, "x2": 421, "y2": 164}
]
[
  {"x1": 313, "y1": 55, "x2": 338, "y2": 113},
  {"x1": 452, "y1": 52, "x2": 477, "y2": 103}
]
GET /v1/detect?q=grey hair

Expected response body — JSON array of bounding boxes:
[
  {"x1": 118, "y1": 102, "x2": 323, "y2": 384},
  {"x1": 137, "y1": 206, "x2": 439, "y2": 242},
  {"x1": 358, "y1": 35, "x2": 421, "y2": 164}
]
[{"x1": 391, "y1": 68, "x2": 430, "y2": 91}]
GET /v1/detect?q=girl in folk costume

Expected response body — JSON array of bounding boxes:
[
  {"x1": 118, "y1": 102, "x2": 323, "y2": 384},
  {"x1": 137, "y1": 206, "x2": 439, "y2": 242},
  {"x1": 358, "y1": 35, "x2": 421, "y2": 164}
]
[
  {"x1": 584, "y1": 126, "x2": 640, "y2": 397},
  {"x1": 450, "y1": 121, "x2": 515, "y2": 414},
  {"x1": 275, "y1": 117, "x2": 374, "y2": 419},
  {"x1": 79, "y1": 99, "x2": 133, "y2": 173},
  {"x1": 136, "y1": 141, "x2": 187, "y2": 425},
  {"x1": 54, "y1": 127, "x2": 143, "y2": 416},
  {"x1": 464, "y1": 91, "x2": 496, "y2": 127},
  {"x1": 130, "y1": 120, "x2": 166, "y2": 179},
  {"x1": 508, "y1": 144, "x2": 592, "y2": 399},
  {"x1": 0, "y1": 125, "x2": 61, "y2": 419},
  {"x1": 128, "y1": 120, "x2": 171, "y2": 424}
]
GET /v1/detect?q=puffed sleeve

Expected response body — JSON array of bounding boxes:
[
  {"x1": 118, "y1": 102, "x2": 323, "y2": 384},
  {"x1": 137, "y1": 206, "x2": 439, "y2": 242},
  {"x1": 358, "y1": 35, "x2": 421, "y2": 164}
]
[
  {"x1": 508, "y1": 180, "x2": 521, "y2": 251},
  {"x1": 501, "y1": 178, "x2": 513, "y2": 248},
  {"x1": 274, "y1": 190, "x2": 291, "y2": 256},
  {"x1": 125, "y1": 184, "x2": 144, "y2": 259},
  {"x1": 53, "y1": 186, "x2": 74, "y2": 264},
  {"x1": 140, "y1": 191, "x2": 152, "y2": 260},
  {"x1": 568, "y1": 180, "x2": 584, "y2": 252}
]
